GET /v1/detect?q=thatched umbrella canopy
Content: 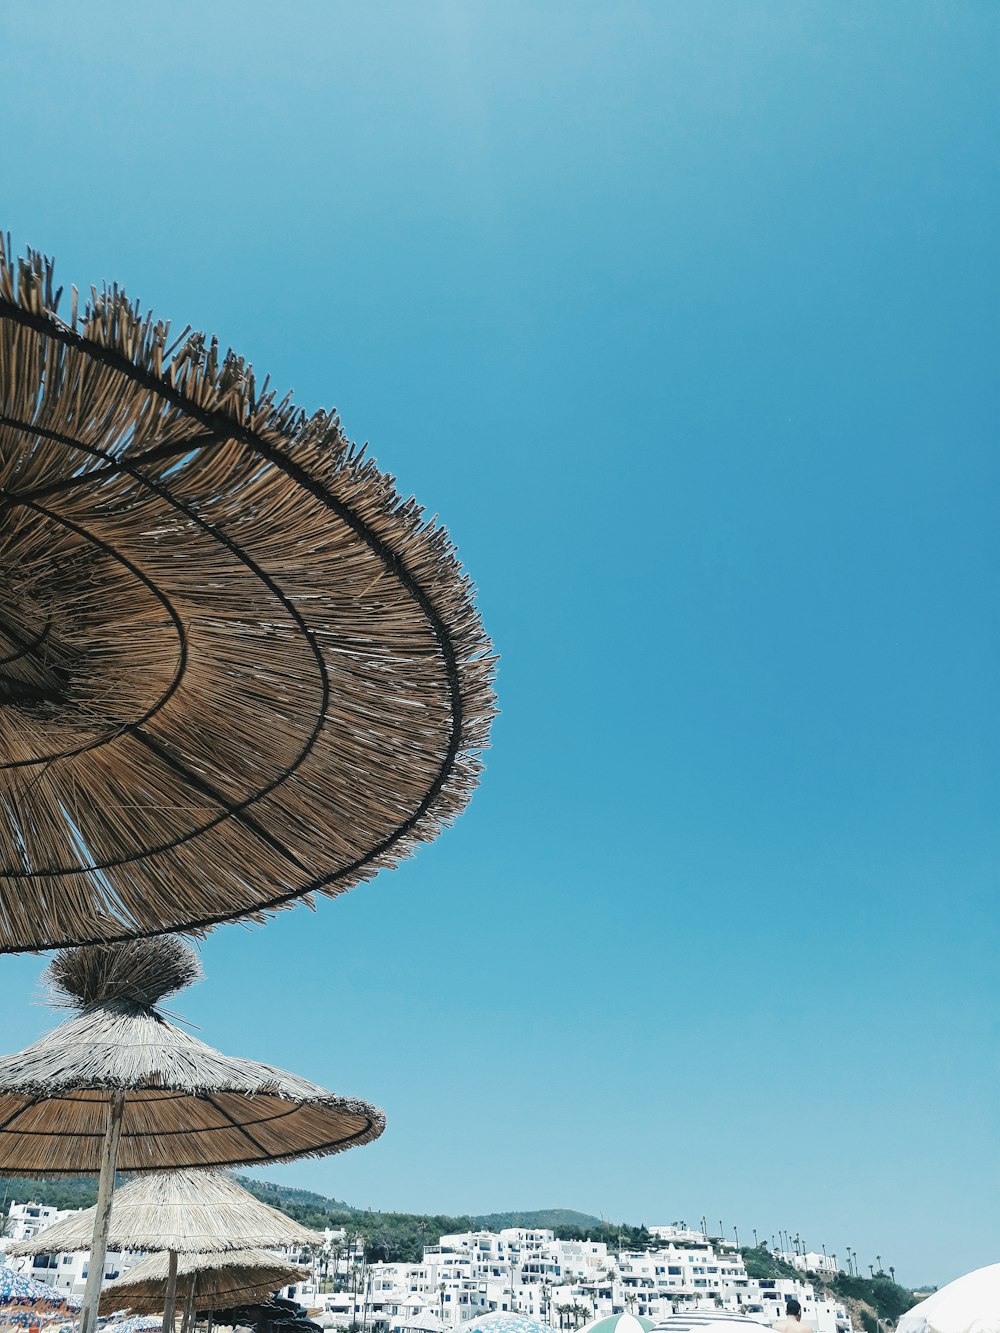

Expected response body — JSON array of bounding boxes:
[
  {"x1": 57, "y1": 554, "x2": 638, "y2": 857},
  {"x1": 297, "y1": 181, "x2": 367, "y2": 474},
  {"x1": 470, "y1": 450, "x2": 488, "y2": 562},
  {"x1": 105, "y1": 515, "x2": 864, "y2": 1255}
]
[
  {"x1": 0, "y1": 939, "x2": 384, "y2": 1175},
  {"x1": 402, "y1": 1315, "x2": 448, "y2": 1333},
  {"x1": 97, "y1": 1248, "x2": 311, "y2": 1318},
  {"x1": 0, "y1": 938, "x2": 382, "y2": 1333},
  {"x1": 9, "y1": 1170, "x2": 324, "y2": 1258},
  {"x1": 0, "y1": 241, "x2": 496, "y2": 954}
]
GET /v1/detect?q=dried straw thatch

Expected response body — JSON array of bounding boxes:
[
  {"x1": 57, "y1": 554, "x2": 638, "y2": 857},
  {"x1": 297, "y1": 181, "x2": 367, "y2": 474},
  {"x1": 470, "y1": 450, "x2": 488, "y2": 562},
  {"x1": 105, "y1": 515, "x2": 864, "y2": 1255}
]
[
  {"x1": 98, "y1": 1248, "x2": 311, "y2": 1316},
  {"x1": 45, "y1": 936, "x2": 204, "y2": 1009},
  {"x1": 0, "y1": 240, "x2": 496, "y2": 953},
  {"x1": 0, "y1": 938, "x2": 384, "y2": 1175},
  {"x1": 11, "y1": 1170, "x2": 323, "y2": 1258}
]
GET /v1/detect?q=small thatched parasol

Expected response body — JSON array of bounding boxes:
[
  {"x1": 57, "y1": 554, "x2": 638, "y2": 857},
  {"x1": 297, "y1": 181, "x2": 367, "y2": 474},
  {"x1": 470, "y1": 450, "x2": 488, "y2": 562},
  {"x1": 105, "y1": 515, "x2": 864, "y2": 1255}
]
[
  {"x1": 0, "y1": 938, "x2": 382, "y2": 1333},
  {"x1": 13, "y1": 1171, "x2": 322, "y2": 1333},
  {"x1": 97, "y1": 1248, "x2": 311, "y2": 1318},
  {"x1": 402, "y1": 1315, "x2": 448, "y2": 1333},
  {"x1": 9, "y1": 1170, "x2": 324, "y2": 1258},
  {"x1": 0, "y1": 240, "x2": 496, "y2": 954}
]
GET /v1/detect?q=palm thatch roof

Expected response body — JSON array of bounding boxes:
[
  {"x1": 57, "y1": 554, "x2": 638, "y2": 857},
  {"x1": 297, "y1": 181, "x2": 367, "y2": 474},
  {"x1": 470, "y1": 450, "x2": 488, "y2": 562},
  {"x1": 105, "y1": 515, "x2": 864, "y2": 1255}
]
[
  {"x1": 402, "y1": 1314, "x2": 448, "y2": 1332},
  {"x1": 10, "y1": 1170, "x2": 323, "y2": 1256},
  {"x1": 0, "y1": 938, "x2": 384, "y2": 1175},
  {"x1": 0, "y1": 240, "x2": 496, "y2": 954},
  {"x1": 98, "y1": 1247, "x2": 311, "y2": 1316}
]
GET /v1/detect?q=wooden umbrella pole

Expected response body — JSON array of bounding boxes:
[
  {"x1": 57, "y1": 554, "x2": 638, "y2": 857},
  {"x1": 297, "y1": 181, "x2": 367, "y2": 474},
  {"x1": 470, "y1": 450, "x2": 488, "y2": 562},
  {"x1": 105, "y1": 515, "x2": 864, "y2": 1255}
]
[
  {"x1": 79, "y1": 1089, "x2": 126, "y2": 1333},
  {"x1": 162, "y1": 1251, "x2": 180, "y2": 1333},
  {"x1": 181, "y1": 1275, "x2": 197, "y2": 1333}
]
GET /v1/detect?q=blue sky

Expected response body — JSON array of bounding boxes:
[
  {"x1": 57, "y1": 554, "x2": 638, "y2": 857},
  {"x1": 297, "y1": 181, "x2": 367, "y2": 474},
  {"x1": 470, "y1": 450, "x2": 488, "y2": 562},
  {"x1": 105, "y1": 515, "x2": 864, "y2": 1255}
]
[{"x1": 0, "y1": 1, "x2": 997, "y2": 1289}]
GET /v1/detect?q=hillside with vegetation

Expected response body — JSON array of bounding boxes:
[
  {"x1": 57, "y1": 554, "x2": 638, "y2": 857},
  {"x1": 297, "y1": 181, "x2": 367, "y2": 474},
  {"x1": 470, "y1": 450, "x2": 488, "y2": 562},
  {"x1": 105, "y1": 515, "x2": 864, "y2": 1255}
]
[
  {"x1": 740, "y1": 1246, "x2": 918, "y2": 1329},
  {"x1": 0, "y1": 1173, "x2": 603, "y2": 1262},
  {"x1": 0, "y1": 1175, "x2": 922, "y2": 1311},
  {"x1": 0, "y1": 1176, "x2": 99, "y2": 1213},
  {"x1": 232, "y1": 1181, "x2": 606, "y2": 1263}
]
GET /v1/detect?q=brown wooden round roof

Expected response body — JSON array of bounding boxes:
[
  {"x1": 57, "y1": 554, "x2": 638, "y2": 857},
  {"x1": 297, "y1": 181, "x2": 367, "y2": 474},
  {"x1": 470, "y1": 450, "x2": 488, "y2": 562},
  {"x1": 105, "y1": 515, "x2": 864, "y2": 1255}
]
[
  {"x1": 0, "y1": 940, "x2": 384, "y2": 1175},
  {"x1": 0, "y1": 243, "x2": 495, "y2": 952},
  {"x1": 11, "y1": 1171, "x2": 324, "y2": 1255}
]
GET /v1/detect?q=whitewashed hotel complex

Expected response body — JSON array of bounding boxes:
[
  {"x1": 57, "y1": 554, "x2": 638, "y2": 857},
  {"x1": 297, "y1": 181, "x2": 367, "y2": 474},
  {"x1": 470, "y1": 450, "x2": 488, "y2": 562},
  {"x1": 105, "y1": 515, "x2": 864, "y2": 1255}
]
[
  {"x1": 2, "y1": 1201, "x2": 853, "y2": 1333},
  {"x1": 312, "y1": 1226, "x2": 851, "y2": 1333}
]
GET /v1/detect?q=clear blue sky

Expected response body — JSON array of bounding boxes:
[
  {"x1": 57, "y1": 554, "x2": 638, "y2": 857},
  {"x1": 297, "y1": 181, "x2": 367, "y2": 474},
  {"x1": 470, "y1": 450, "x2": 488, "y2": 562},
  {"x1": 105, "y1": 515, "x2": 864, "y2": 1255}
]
[{"x1": 0, "y1": 0, "x2": 997, "y2": 1290}]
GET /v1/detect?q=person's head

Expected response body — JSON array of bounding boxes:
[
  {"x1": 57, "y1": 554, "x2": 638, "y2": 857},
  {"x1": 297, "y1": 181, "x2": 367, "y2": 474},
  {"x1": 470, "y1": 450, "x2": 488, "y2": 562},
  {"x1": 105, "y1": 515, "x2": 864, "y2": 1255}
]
[{"x1": 786, "y1": 1300, "x2": 802, "y2": 1321}]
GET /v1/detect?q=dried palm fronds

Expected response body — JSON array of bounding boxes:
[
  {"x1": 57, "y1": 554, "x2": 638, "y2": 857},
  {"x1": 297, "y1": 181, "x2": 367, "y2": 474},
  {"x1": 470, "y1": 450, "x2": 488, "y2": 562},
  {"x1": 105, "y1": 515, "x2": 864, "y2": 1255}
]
[
  {"x1": 0, "y1": 240, "x2": 497, "y2": 953},
  {"x1": 0, "y1": 937, "x2": 385, "y2": 1175},
  {"x1": 98, "y1": 1247, "x2": 311, "y2": 1316},
  {"x1": 46, "y1": 936, "x2": 203, "y2": 1009},
  {"x1": 11, "y1": 1171, "x2": 323, "y2": 1257}
]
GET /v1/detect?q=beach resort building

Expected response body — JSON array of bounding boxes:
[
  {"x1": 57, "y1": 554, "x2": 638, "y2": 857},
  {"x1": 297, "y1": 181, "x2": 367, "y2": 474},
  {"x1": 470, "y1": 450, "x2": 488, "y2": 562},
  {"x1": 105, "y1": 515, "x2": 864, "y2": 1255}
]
[
  {"x1": 308, "y1": 1227, "x2": 851, "y2": 1333},
  {"x1": 0, "y1": 1201, "x2": 853, "y2": 1333},
  {"x1": 2, "y1": 1200, "x2": 79, "y2": 1243},
  {"x1": 777, "y1": 1253, "x2": 839, "y2": 1278},
  {"x1": 648, "y1": 1228, "x2": 711, "y2": 1245},
  {"x1": 1, "y1": 1231, "x2": 146, "y2": 1299}
]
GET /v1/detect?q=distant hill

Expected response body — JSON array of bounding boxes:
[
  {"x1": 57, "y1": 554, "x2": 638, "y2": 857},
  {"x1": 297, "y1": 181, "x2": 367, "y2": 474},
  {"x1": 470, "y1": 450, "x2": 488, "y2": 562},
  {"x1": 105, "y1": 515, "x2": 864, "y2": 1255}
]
[
  {"x1": 230, "y1": 1179, "x2": 601, "y2": 1235},
  {"x1": 1, "y1": 1173, "x2": 601, "y2": 1258},
  {"x1": 228, "y1": 1179, "x2": 605, "y2": 1259},
  {"x1": 232, "y1": 1176, "x2": 353, "y2": 1216},
  {"x1": 0, "y1": 1176, "x2": 98, "y2": 1213},
  {"x1": 471, "y1": 1210, "x2": 603, "y2": 1231}
]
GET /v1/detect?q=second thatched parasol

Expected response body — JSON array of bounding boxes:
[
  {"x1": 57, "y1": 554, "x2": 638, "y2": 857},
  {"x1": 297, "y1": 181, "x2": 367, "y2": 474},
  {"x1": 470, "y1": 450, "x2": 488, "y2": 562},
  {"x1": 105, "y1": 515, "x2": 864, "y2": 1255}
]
[
  {"x1": 9, "y1": 1170, "x2": 325, "y2": 1259},
  {"x1": 12, "y1": 1169, "x2": 323, "y2": 1333},
  {"x1": 0, "y1": 938, "x2": 382, "y2": 1333}
]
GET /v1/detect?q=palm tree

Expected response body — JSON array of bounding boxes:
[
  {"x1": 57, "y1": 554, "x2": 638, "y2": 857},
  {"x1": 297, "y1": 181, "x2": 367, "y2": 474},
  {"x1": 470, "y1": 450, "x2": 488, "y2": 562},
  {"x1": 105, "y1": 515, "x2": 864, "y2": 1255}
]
[
  {"x1": 541, "y1": 1281, "x2": 552, "y2": 1326},
  {"x1": 307, "y1": 1243, "x2": 325, "y2": 1296},
  {"x1": 330, "y1": 1242, "x2": 344, "y2": 1291}
]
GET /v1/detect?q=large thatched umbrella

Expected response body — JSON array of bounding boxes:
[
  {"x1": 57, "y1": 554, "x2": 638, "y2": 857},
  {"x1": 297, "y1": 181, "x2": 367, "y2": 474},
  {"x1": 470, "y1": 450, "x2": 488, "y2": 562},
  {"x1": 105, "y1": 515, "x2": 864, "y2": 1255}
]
[
  {"x1": 0, "y1": 241, "x2": 496, "y2": 954},
  {"x1": 0, "y1": 938, "x2": 383, "y2": 1333},
  {"x1": 97, "y1": 1248, "x2": 311, "y2": 1319}
]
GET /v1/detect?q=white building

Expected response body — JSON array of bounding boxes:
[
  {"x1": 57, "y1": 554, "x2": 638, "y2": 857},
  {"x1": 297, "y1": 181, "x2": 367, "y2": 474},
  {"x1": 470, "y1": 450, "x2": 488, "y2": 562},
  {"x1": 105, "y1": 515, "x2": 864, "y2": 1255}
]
[
  {"x1": 649, "y1": 1227, "x2": 709, "y2": 1245},
  {"x1": 777, "y1": 1252, "x2": 839, "y2": 1278},
  {"x1": 2, "y1": 1200, "x2": 79, "y2": 1244},
  {"x1": 309, "y1": 1225, "x2": 852, "y2": 1333},
  {"x1": 1, "y1": 1202, "x2": 853, "y2": 1333},
  {"x1": 1, "y1": 1200, "x2": 106, "y2": 1298}
]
